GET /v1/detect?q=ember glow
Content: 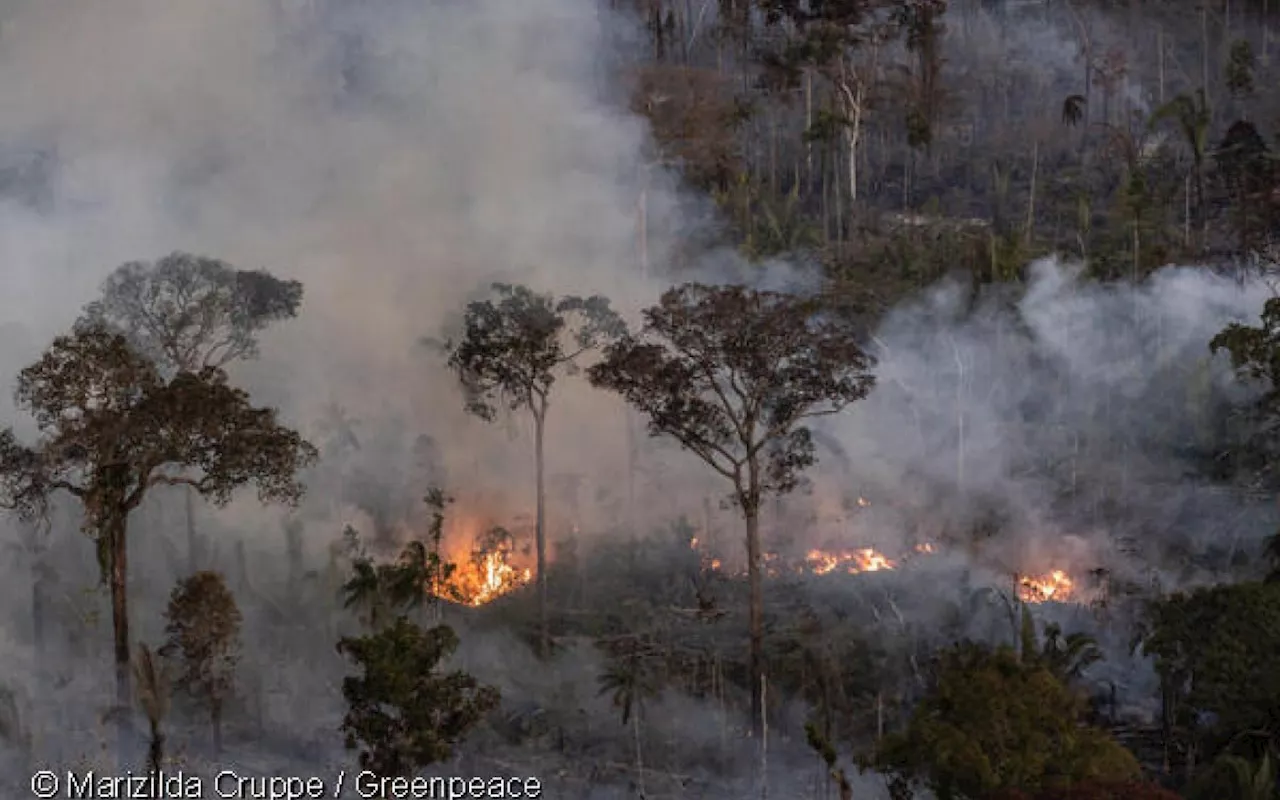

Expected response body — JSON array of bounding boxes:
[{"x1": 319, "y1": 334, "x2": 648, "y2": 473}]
[{"x1": 1018, "y1": 570, "x2": 1074, "y2": 603}]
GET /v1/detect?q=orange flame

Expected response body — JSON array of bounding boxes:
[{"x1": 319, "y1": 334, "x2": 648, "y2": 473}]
[
  {"x1": 435, "y1": 513, "x2": 532, "y2": 606},
  {"x1": 1018, "y1": 570, "x2": 1074, "y2": 603},
  {"x1": 805, "y1": 547, "x2": 896, "y2": 574}
]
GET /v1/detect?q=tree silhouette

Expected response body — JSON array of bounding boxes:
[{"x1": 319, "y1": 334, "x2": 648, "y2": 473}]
[
  {"x1": 441, "y1": 283, "x2": 622, "y2": 657},
  {"x1": 588, "y1": 283, "x2": 875, "y2": 737},
  {"x1": 78, "y1": 252, "x2": 303, "y2": 375},
  {"x1": 0, "y1": 325, "x2": 315, "y2": 755}
]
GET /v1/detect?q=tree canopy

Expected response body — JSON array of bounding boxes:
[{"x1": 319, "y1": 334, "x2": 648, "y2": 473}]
[
  {"x1": 589, "y1": 283, "x2": 874, "y2": 508},
  {"x1": 0, "y1": 325, "x2": 317, "y2": 523},
  {"x1": 444, "y1": 283, "x2": 623, "y2": 422},
  {"x1": 79, "y1": 251, "x2": 303, "y2": 375}
]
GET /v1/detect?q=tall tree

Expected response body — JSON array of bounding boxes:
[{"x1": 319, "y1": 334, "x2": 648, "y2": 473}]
[
  {"x1": 0, "y1": 325, "x2": 316, "y2": 753},
  {"x1": 588, "y1": 283, "x2": 875, "y2": 736},
  {"x1": 78, "y1": 251, "x2": 304, "y2": 573},
  {"x1": 441, "y1": 283, "x2": 622, "y2": 657},
  {"x1": 161, "y1": 571, "x2": 242, "y2": 757}
]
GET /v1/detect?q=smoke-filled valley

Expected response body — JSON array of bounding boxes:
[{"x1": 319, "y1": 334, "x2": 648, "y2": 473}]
[{"x1": 2, "y1": 1, "x2": 1280, "y2": 798}]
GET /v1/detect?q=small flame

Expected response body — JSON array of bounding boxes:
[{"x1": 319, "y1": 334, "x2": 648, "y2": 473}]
[
  {"x1": 915, "y1": 542, "x2": 936, "y2": 554},
  {"x1": 857, "y1": 497, "x2": 871, "y2": 507},
  {"x1": 1018, "y1": 570, "x2": 1074, "y2": 603},
  {"x1": 806, "y1": 547, "x2": 896, "y2": 574}
]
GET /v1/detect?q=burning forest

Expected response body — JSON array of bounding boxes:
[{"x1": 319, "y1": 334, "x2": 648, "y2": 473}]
[{"x1": 2, "y1": 1, "x2": 1280, "y2": 799}]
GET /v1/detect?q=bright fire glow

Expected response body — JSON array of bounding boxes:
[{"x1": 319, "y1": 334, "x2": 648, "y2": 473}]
[
  {"x1": 448, "y1": 550, "x2": 532, "y2": 606},
  {"x1": 806, "y1": 547, "x2": 896, "y2": 574},
  {"x1": 1018, "y1": 570, "x2": 1074, "y2": 603},
  {"x1": 435, "y1": 514, "x2": 532, "y2": 606}
]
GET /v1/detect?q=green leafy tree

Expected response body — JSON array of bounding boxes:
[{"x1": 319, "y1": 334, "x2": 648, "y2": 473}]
[
  {"x1": 1140, "y1": 582, "x2": 1280, "y2": 763},
  {"x1": 0, "y1": 325, "x2": 316, "y2": 749},
  {"x1": 340, "y1": 490, "x2": 456, "y2": 629},
  {"x1": 336, "y1": 617, "x2": 500, "y2": 778},
  {"x1": 78, "y1": 252, "x2": 304, "y2": 574},
  {"x1": 161, "y1": 571, "x2": 241, "y2": 756},
  {"x1": 588, "y1": 283, "x2": 875, "y2": 737},
  {"x1": 873, "y1": 643, "x2": 1140, "y2": 799},
  {"x1": 441, "y1": 283, "x2": 623, "y2": 657},
  {"x1": 1211, "y1": 301, "x2": 1280, "y2": 560}
]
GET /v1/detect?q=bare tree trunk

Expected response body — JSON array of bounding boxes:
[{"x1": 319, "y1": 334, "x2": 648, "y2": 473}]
[
  {"x1": 147, "y1": 723, "x2": 164, "y2": 773},
  {"x1": 212, "y1": 702, "x2": 223, "y2": 758},
  {"x1": 32, "y1": 559, "x2": 45, "y2": 661},
  {"x1": 760, "y1": 674, "x2": 769, "y2": 800},
  {"x1": 534, "y1": 406, "x2": 549, "y2": 659},
  {"x1": 805, "y1": 69, "x2": 813, "y2": 184},
  {"x1": 839, "y1": 82, "x2": 863, "y2": 206},
  {"x1": 185, "y1": 486, "x2": 198, "y2": 575},
  {"x1": 1158, "y1": 26, "x2": 1166, "y2": 105},
  {"x1": 632, "y1": 704, "x2": 645, "y2": 797},
  {"x1": 746, "y1": 494, "x2": 764, "y2": 738},
  {"x1": 108, "y1": 513, "x2": 132, "y2": 765},
  {"x1": 1026, "y1": 141, "x2": 1039, "y2": 244}
]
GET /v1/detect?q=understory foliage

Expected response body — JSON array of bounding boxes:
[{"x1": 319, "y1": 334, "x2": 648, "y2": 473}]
[
  {"x1": 336, "y1": 618, "x2": 500, "y2": 778},
  {"x1": 872, "y1": 643, "x2": 1140, "y2": 799},
  {"x1": 339, "y1": 489, "x2": 455, "y2": 630},
  {"x1": 1140, "y1": 581, "x2": 1280, "y2": 762},
  {"x1": 336, "y1": 492, "x2": 498, "y2": 778}
]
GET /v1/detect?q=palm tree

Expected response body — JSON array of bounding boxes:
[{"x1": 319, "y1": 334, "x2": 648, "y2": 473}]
[
  {"x1": 1038, "y1": 622, "x2": 1103, "y2": 682},
  {"x1": 1192, "y1": 751, "x2": 1276, "y2": 800},
  {"x1": 597, "y1": 639, "x2": 662, "y2": 727}
]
